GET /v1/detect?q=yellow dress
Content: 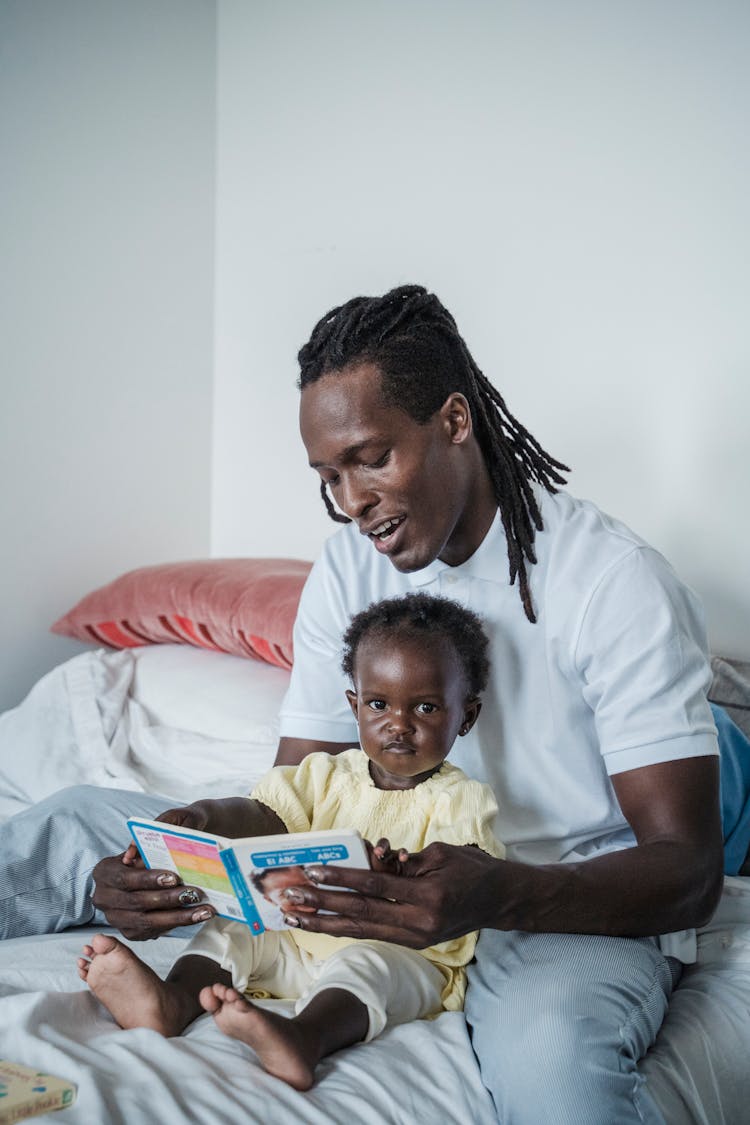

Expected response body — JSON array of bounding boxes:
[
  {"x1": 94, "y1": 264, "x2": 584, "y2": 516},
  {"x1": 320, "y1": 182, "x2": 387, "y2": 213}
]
[{"x1": 251, "y1": 749, "x2": 505, "y2": 1010}]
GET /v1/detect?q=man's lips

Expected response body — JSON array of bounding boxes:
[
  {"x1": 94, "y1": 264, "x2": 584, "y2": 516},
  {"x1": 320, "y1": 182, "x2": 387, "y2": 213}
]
[
  {"x1": 363, "y1": 515, "x2": 406, "y2": 554},
  {"x1": 363, "y1": 515, "x2": 405, "y2": 540}
]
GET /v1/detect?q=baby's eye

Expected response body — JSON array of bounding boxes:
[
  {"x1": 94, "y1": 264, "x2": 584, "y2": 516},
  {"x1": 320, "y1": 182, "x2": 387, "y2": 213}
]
[
  {"x1": 367, "y1": 700, "x2": 386, "y2": 711},
  {"x1": 416, "y1": 702, "x2": 437, "y2": 715}
]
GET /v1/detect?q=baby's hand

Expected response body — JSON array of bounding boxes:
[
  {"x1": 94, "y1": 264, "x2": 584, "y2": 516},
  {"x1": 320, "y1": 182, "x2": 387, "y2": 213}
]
[{"x1": 369, "y1": 837, "x2": 410, "y2": 875}]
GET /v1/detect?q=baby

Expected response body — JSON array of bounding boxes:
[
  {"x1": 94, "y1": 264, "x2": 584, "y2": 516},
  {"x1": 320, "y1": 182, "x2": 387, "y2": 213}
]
[{"x1": 78, "y1": 592, "x2": 504, "y2": 1089}]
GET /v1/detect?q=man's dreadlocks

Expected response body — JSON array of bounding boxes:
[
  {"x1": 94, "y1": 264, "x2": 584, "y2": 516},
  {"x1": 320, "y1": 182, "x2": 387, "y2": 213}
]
[{"x1": 297, "y1": 284, "x2": 569, "y2": 622}]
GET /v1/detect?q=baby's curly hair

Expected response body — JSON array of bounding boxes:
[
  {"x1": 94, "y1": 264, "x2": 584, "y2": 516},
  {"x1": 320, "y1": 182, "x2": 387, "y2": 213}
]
[{"x1": 341, "y1": 593, "x2": 490, "y2": 698}]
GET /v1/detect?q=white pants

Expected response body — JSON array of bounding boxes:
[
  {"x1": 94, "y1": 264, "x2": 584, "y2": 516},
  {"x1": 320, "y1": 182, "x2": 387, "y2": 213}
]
[{"x1": 184, "y1": 917, "x2": 447, "y2": 1041}]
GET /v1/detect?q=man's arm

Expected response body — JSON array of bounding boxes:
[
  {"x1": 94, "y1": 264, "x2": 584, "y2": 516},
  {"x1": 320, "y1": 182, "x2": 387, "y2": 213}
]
[
  {"x1": 274, "y1": 756, "x2": 724, "y2": 946},
  {"x1": 274, "y1": 737, "x2": 352, "y2": 766}
]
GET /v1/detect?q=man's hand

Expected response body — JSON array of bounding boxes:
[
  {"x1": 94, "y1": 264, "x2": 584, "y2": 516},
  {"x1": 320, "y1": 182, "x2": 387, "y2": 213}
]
[
  {"x1": 279, "y1": 841, "x2": 503, "y2": 948},
  {"x1": 92, "y1": 797, "x2": 287, "y2": 941},
  {"x1": 91, "y1": 803, "x2": 217, "y2": 941}
]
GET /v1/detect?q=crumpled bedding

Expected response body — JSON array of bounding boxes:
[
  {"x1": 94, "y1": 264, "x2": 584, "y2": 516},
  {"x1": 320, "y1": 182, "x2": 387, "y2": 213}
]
[{"x1": 0, "y1": 650, "x2": 276, "y2": 821}]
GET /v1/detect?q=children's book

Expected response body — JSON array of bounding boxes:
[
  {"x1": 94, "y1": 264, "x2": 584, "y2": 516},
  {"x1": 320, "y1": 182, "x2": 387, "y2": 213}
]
[
  {"x1": 0, "y1": 1061, "x2": 76, "y2": 1124},
  {"x1": 127, "y1": 819, "x2": 370, "y2": 935}
]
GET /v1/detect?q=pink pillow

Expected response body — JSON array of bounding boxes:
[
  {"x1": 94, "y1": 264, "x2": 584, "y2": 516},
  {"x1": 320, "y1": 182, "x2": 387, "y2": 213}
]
[{"x1": 51, "y1": 558, "x2": 312, "y2": 670}]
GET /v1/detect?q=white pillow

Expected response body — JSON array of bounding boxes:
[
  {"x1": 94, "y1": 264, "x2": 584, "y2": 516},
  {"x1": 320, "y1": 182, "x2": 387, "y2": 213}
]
[{"x1": 131, "y1": 644, "x2": 290, "y2": 745}]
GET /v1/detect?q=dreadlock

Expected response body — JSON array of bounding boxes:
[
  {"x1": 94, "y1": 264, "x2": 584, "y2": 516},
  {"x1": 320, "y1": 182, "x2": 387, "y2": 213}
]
[{"x1": 297, "y1": 284, "x2": 570, "y2": 623}]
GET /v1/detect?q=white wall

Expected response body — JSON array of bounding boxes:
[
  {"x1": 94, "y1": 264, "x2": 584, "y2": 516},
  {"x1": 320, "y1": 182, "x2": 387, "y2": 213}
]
[
  {"x1": 0, "y1": 0, "x2": 216, "y2": 709},
  {"x1": 2, "y1": 0, "x2": 747, "y2": 715},
  {"x1": 212, "y1": 0, "x2": 750, "y2": 658}
]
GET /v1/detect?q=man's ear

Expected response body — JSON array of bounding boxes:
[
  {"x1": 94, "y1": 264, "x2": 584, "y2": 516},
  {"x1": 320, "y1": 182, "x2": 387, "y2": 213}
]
[
  {"x1": 345, "y1": 688, "x2": 359, "y2": 720},
  {"x1": 458, "y1": 697, "x2": 482, "y2": 737},
  {"x1": 439, "y1": 393, "x2": 472, "y2": 445}
]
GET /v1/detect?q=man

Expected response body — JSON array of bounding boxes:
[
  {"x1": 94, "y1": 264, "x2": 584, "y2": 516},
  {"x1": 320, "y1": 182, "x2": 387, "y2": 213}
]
[{"x1": 1, "y1": 285, "x2": 743, "y2": 1121}]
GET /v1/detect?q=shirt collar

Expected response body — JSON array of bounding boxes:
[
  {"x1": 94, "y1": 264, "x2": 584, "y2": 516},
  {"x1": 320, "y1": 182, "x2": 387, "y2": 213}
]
[{"x1": 405, "y1": 507, "x2": 507, "y2": 588}]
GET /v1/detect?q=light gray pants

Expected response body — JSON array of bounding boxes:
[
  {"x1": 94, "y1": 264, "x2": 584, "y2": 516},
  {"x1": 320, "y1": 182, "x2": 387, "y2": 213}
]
[
  {"x1": 466, "y1": 929, "x2": 681, "y2": 1125},
  {"x1": 0, "y1": 785, "x2": 170, "y2": 938}
]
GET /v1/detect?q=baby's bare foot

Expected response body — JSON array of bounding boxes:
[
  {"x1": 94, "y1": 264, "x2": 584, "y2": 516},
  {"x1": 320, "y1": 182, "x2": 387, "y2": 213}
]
[
  {"x1": 77, "y1": 934, "x2": 195, "y2": 1035},
  {"x1": 200, "y1": 983, "x2": 318, "y2": 1090}
]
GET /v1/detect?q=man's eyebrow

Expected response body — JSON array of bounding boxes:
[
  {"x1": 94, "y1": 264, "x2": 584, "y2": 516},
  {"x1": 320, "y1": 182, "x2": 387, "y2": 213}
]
[{"x1": 308, "y1": 440, "x2": 379, "y2": 469}]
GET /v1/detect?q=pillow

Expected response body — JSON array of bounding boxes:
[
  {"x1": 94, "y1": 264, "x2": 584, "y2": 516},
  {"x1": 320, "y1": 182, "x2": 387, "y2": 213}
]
[
  {"x1": 131, "y1": 643, "x2": 291, "y2": 743},
  {"x1": 51, "y1": 558, "x2": 312, "y2": 670}
]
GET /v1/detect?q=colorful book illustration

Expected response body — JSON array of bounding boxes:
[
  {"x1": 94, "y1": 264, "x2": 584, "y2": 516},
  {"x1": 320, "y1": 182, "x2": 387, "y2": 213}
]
[
  {"x1": 127, "y1": 819, "x2": 370, "y2": 934},
  {"x1": 0, "y1": 1060, "x2": 76, "y2": 1124}
]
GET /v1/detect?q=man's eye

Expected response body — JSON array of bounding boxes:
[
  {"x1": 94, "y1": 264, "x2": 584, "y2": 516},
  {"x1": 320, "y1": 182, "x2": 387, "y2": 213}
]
[
  {"x1": 366, "y1": 451, "x2": 390, "y2": 469},
  {"x1": 367, "y1": 700, "x2": 386, "y2": 711},
  {"x1": 325, "y1": 474, "x2": 340, "y2": 489},
  {"x1": 416, "y1": 703, "x2": 436, "y2": 715}
]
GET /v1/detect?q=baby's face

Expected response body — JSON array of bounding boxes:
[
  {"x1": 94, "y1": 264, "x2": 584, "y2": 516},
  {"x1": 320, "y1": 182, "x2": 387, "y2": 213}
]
[
  {"x1": 261, "y1": 866, "x2": 309, "y2": 905},
  {"x1": 346, "y1": 635, "x2": 477, "y2": 790}
]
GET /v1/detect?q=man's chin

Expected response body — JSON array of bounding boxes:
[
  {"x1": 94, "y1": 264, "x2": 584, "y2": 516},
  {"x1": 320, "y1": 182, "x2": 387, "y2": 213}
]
[{"x1": 384, "y1": 546, "x2": 435, "y2": 574}]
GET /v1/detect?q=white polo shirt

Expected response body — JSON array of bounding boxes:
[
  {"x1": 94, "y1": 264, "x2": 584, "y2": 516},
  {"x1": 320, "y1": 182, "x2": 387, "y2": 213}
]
[{"x1": 279, "y1": 488, "x2": 718, "y2": 868}]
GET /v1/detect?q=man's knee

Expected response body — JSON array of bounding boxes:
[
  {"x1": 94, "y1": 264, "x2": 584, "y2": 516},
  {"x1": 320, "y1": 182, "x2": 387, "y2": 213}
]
[
  {"x1": 470, "y1": 965, "x2": 614, "y2": 1077},
  {"x1": 466, "y1": 933, "x2": 674, "y2": 1122}
]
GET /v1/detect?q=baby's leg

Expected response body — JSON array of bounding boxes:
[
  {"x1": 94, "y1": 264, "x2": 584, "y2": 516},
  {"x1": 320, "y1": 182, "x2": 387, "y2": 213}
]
[
  {"x1": 201, "y1": 983, "x2": 368, "y2": 1091},
  {"x1": 78, "y1": 935, "x2": 230, "y2": 1035},
  {"x1": 202, "y1": 939, "x2": 445, "y2": 1090},
  {"x1": 301, "y1": 940, "x2": 447, "y2": 1041}
]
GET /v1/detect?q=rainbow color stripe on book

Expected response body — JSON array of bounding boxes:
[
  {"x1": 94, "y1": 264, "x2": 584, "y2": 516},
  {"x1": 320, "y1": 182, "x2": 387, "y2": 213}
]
[{"x1": 159, "y1": 832, "x2": 236, "y2": 895}]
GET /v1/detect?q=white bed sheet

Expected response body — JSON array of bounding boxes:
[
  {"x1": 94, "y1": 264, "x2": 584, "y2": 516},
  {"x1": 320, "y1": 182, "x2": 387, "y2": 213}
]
[
  {"x1": 1, "y1": 648, "x2": 750, "y2": 1123},
  {"x1": 0, "y1": 929, "x2": 496, "y2": 1125},
  {"x1": 1, "y1": 908, "x2": 749, "y2": 1124}
]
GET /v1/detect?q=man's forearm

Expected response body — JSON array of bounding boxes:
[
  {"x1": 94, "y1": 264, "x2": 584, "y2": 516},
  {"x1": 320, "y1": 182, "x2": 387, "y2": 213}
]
[{"x1": 484, "y1": 841, "x2": 723, "y2": 937}]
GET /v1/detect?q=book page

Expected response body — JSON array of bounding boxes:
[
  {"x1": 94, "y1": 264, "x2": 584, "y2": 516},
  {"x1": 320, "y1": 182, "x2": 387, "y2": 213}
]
[
  {"x1": 127, "y1": 820, "x2": 247, "y2": 923},
  {"x1": 128, "y1": 820, "x2": 369, "y2": 933}
]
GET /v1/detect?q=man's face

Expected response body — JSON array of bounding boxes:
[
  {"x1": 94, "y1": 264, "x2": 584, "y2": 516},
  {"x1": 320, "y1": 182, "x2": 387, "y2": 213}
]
[
  {"x1": 300, "y1": 362, "x2": 479, "y2": 572},
  {"x1": 345, "y1": 634, "x2": 478, "y2": 790}
]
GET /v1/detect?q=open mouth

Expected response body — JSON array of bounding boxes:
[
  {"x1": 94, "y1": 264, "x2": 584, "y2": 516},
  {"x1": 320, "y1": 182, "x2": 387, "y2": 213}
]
[{"x1": 368, "y1": 516, "x2": 405, "y2": 543}]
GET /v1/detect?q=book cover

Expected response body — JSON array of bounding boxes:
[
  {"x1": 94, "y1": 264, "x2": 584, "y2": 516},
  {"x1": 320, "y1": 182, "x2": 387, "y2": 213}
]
[
  {"x1": 220, "y1": 831, "x2": 370, "y2": 934},
  {"x1": 0, "y1": 1061, "x2": 76, "y2": 1124},
  {"x1": 127, "y1": 819, "x2": 369, "y2": 933}
]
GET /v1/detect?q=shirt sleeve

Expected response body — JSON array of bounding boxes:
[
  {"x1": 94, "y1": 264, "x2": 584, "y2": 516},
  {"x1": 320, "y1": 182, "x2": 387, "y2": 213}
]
[
  {"x1": 277, "y1": 538, "x2": 360, "y2": 745},
  {"x1": 250, "y1": 755, "x2": 332, "y2": 834},
  {"x1": 424, "y1": 777, "x2": 506, "y2": 859},
  {"x1": 574, "y1": 546, "x2": 718, "y2": 775}
]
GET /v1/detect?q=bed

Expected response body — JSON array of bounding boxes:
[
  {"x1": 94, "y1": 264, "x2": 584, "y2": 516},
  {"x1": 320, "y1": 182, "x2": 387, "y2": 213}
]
[{"x1": 1, "y1": 560, "x2": 749, "y2": 1124}]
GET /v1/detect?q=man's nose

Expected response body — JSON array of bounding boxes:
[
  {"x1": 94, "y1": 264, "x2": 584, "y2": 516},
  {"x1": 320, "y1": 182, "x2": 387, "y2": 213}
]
[{"x1": 339, "y1": 475, "x2": 377, "y2": 520}]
